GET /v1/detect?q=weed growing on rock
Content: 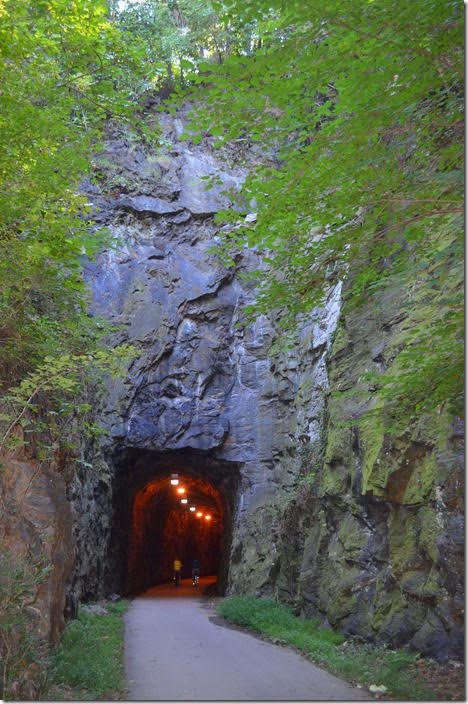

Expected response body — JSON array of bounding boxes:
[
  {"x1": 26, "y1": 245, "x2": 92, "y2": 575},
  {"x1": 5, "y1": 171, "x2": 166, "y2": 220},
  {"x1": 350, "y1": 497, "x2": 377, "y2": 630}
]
[{"x1": 0, "y1": 547, "x2": 51, "y2": 700}]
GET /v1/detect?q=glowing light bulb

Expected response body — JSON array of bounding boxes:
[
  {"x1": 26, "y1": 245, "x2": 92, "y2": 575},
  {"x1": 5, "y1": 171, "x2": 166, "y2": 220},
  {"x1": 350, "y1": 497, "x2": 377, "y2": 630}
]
[
  {"x1": 205, "y1": 514, "x2": 212, "y2": 521},
  {"x1": 196, "y1": 512, "x2": 203, "y2": 518},
  {"x1": 170, "y1": 474, "x2": 179, "y2": 486},
  {"x1": 176, "y1": 487, "x2": 185, "y2": 494},
  {"x1": 189, "y1": 506, "x2": 196, "y2": 512},
  {"x1": 181, "y1": 498, "x2": 188, "y2": 504}
]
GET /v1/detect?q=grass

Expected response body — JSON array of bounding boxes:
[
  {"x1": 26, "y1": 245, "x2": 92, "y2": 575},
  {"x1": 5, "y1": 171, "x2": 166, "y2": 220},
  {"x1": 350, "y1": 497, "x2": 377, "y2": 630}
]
[
  {"x1": 46, "y1": 600, "x2": 130, "y2": 701},
  {"x1": 218, "y1": 595, "x2": 434, "y2": 701}
]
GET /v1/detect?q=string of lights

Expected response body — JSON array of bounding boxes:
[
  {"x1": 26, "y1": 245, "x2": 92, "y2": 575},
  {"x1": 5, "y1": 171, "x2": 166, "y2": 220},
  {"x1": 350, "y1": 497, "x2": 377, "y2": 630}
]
[{"x1": 169, "y1": 473, "x2": 216, "y2": 522}]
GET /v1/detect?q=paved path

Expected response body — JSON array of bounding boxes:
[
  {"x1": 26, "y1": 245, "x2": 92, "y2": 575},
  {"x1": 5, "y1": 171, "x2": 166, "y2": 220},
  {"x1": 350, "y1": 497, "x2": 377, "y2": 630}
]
[{"x1": 124, "y1": 577, "x2": 370, "y2": 701}]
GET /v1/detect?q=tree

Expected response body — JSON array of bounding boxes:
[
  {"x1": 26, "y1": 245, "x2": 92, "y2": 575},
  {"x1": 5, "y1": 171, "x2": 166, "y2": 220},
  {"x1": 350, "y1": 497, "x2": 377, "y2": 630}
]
[
  {"x1": 0, "y1": 0, "x2": 149, "y2": 384},
  {"x1": 179, "y1": 0, "x2": 463, "y2": 425},
  {"x1": 116, "y1": 0, "x2": 261, "y2": 91}
]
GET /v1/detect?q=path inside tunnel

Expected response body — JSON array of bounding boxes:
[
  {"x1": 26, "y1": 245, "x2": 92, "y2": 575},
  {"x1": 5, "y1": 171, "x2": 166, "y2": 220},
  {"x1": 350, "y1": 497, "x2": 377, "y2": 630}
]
[
  {"x1": 128, "y1": 472, "x2": 223, "y2": 592},
  {"x1": 123, "y1": 579, "x2": 370, "y2": 701},
  {"x1": 110, "y1": 450, "x2": 239, "y2": 597}
]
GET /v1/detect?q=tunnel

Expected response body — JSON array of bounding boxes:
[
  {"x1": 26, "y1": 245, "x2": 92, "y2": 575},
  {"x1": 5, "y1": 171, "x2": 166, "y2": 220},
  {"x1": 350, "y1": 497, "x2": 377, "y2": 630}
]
[{"x1": 108, "y1": 449, "x2": 241, "y2": 595}]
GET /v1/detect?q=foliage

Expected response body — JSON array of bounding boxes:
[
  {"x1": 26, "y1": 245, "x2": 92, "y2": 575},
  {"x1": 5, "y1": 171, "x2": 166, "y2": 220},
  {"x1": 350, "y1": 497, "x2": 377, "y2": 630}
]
[
  {"x1": 0, "y1": 0, "x2": 150, "y2": 386},
  {"x1": 0, "y1": 545, "x2": 51, "y2": 700},
  {"x1": 47, "y1": 600, "x2": 129, "y2": 700},
  {"x1": 117, "y1": 0, "x2": 260, "y2": 91},
  {"x1": 218, "y1": 595, "x2": 433, "y2": 700},
  {"x1": 178, "y1": 0, "x2": 463, "y2": 426},
  {"x1": 0, "y1": 345, "x2": 136, "y2": 455}
]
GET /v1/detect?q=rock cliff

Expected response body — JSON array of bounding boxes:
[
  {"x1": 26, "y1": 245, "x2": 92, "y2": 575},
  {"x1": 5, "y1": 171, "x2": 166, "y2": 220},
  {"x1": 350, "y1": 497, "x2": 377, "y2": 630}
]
[
  {"x1": 2, "y1": 101, "x2": 461, "y2": 666},
  {"x1": 76, "y1": 103, "x2": 463, "y2": 661}
]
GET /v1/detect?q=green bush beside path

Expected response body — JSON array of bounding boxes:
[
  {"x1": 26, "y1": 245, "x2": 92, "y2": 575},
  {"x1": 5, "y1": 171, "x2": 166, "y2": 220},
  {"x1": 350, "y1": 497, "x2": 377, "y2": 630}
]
[{"x1": 47, "y1": 601, "x2": 129, "y2": 701}]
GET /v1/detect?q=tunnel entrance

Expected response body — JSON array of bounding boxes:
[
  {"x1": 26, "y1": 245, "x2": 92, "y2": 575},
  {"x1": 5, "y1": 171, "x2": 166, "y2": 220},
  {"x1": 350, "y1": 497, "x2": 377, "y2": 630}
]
[
  {"x1": 109, "y1": 449, "x2": 241, "y2": 596},
  {"x1": 130, "y1": 474, "x2": 222, "y2": 589}
]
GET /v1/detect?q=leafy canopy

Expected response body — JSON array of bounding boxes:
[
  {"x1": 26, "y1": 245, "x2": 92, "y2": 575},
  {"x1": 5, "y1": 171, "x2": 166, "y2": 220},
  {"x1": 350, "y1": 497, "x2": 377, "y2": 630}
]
[
  {"x1": 116, "y1": 0, "x2": 261, "y2": 90},
  {"x1": 0, "y1": 0, "x2": 150, "y2": 384},
  {"x1": 178, "y1": 0, "x2": 463, "y2": 425}
]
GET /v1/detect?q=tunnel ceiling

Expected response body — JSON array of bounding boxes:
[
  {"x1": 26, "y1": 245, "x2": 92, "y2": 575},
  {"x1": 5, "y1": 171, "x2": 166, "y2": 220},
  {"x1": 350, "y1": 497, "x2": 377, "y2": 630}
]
[{"x1": 134, "y1": 474, "x2": 223, "y2": 524}]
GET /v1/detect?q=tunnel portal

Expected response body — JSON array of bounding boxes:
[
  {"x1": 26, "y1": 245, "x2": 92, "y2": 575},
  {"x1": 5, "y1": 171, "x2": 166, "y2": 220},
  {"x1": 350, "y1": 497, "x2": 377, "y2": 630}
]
[{"x1": 110, "y1": 449, "x2": 241, "y2": 596}]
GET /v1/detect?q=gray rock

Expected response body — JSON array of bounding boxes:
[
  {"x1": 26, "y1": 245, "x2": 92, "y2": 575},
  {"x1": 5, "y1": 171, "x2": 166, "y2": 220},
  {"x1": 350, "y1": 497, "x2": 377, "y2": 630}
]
[
  {"x1": 64, "y1": 104, "x2": 464, "y2": 665},
  {"x1": 81, "y1": 604, "x2": 108, "y2": 616},
  {"x1": 118, "y1": 195, "x2": 183, "y2": 216}
]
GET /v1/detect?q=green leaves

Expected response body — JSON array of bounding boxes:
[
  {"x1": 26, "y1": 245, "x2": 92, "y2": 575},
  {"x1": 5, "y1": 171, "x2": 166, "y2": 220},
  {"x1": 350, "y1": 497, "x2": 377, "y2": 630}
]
[
  {"x1": 0, "y1": 0, "x2": 150, "y2": 464},
  {"x1": 0, "y1": 0, "x2": 149, "y2": 384},
  {"x1": 180, "y1": 0, "x2": 463, "y2": 424},
  {"x1": 0, "y1": 345, "x2": 137, "y2": 453}
]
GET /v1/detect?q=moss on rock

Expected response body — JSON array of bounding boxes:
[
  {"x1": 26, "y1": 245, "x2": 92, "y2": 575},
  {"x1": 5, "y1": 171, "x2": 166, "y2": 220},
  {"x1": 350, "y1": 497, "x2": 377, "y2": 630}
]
[
  {"x1": 388, "y1": 508, "x2": 420, "y2": 575},
  {"x1": 418, "y1": 506, "x2": 439, "y2": 563},
  {"x1": 400, "y1": 566, "x2": 439, "y2": 598},
  {"x1": 360, "y1": 412, "x2": 386, "y2": 495},
  {"x1": 402, "y1": 453, "x2": 436, "y2": 504},
  {"x1": 337, "y1": 513, "x2": 367, "y2": 559}
]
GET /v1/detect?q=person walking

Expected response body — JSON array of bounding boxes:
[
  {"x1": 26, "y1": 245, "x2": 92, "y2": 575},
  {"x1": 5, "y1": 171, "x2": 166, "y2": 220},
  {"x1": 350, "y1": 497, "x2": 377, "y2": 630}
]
[{"x1": 173, "y1": 558, "x2": 182, "y2": 586}]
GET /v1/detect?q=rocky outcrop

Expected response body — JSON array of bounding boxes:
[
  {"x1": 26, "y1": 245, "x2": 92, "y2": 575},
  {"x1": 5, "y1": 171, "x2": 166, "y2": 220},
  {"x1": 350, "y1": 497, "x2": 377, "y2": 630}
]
[
  {"x1": 63, "y1": 441, "x2": 115, "y2": 614},
  {"x1": 83, "y1": 110, "x2": 333, "y2": 492},
  {"x1": 229, "y1": 272, "x2": 464, "y2": 662},
  {"x1": 56, "y1": 102, "x2": 464, "y2": 663},
  {"x1": 0, "y1": 443, "x2": 73, "y2": 646},
  {"x1": 0, "y1": 424, "x2": 115, "y2": 651},
  {"x1": 296, "y1": 278, "x2": 464, "y2": 662}
]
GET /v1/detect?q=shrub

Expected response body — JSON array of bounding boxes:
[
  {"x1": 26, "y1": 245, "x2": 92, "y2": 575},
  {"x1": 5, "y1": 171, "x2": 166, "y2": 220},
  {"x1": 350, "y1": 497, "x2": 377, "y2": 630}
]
[
  {"x1": 47, "y1": 600, "x2": 129, "y2": 700},
  {"x1": 0, "y1": 546, "x2": 50, "y2": 700}
]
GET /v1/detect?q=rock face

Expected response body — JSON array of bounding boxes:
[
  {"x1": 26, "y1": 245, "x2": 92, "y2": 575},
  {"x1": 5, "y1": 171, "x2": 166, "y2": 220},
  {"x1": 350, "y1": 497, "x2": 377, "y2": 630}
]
[
  {"x1": 67, "y1": 104, "x2": 463, "y2": 663},
  {"x1": 273, "y1": 281, "x2": 464, "y2": 663},
  {"x1": 304, "y1": 284, "x2": 464, "y2": 662},
  {"x1": 0, "y1": 444, "x2": 74, "y2": 646}
]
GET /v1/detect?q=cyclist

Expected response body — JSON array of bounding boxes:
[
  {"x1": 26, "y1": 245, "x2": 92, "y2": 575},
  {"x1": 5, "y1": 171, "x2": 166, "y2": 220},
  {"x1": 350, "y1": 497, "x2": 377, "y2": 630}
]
[
  {"x1": 173, "y1": 558, "x2": 182, "y2": 586},
  {"x1": 191, "y1": 558, "x2": 200, "y2": 586}
]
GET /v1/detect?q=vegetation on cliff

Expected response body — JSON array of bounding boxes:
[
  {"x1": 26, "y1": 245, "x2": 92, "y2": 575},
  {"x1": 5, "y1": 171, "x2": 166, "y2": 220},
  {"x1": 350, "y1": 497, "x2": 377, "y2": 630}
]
[
  {"x1": 1, "y1": 0, "x2": 461, "y2": 434},
  {"x1": 175, "y1": 0, "x2": 463, "y2": 428},
  {"x1": 0, "y1": 549, "x2": 51, "y2": 699},
  {"x1": 0, "y1": 0, "x2": 146, "y2": 379}
]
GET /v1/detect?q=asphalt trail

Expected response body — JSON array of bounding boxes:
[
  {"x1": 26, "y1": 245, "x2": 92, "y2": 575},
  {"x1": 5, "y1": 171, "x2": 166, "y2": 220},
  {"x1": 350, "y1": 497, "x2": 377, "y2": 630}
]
[{"x1": 124, "y1": 576, "x2": 370, "y2": 701}]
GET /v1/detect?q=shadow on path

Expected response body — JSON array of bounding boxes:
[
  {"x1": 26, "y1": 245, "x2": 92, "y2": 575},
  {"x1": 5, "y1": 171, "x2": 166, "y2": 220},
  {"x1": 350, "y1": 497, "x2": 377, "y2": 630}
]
[
  {"x1": 124, "y1": 576, "x2": 370, "y2": 700},
  {"x1": 137, "y1": 575, "x2": 217, "y2": 600}
]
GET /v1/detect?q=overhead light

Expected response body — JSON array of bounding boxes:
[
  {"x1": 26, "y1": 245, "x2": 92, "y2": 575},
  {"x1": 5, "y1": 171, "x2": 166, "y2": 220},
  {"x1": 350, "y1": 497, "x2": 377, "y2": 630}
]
[
  {"x1": 189, "y1": 506, "x2": 196, "y2": 512},
  {"x1": 176, "y1": 487, "x2": 185, "y2": 494},
  {"x1": 181, "y1": 498, "x2": 188, "y2": 504},
  {"x1": 205, "y1": 514, "x2": 212, "y2": 521},
  {"x1": 170, "y1": 474, "x2": 179, "y2": 486},
  {"x1": 196, "y1": 511, "x2": 203, "y2": 518}
]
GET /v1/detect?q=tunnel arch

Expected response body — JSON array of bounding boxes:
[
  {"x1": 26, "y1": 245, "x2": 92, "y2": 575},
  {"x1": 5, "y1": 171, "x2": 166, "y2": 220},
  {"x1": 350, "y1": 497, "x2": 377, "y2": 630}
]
[{"x1": 108, "y1": 448, "x2": 241, "y2": 595}]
